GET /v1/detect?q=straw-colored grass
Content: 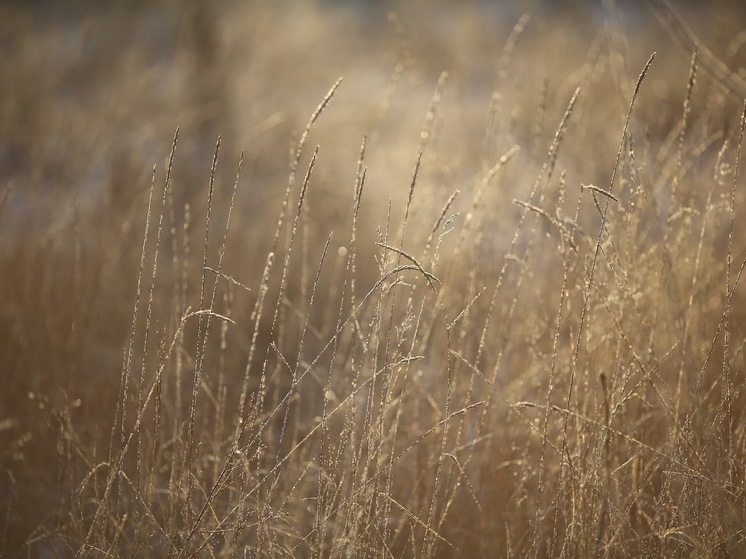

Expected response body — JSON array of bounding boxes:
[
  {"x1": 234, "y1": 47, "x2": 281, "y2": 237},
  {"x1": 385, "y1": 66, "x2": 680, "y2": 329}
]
[{"x1": 2, "y1": 1, "x2": 746, "y2": 557}]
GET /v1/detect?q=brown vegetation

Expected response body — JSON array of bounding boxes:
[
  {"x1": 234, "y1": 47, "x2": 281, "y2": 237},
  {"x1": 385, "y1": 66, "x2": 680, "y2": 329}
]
[{"x1": 2, "y1": 1, "x2": 746, "y2": 557}]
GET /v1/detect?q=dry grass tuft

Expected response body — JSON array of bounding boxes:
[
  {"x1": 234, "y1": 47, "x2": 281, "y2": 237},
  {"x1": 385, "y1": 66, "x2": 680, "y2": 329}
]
[{"x1": 2, "y1": 1, "x2": 746, "y2": 557}]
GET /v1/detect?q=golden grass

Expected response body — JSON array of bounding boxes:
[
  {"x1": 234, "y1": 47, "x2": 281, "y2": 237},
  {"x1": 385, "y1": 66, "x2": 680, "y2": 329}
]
[{"x1": 2, "y1": 1, "x2": 746, "y2": 557}]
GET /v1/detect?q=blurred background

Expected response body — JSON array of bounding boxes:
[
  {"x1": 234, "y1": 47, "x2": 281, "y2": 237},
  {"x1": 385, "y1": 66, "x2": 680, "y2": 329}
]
[{"x1": 2, "y1": 0, "x2": 746, "y2": 233}]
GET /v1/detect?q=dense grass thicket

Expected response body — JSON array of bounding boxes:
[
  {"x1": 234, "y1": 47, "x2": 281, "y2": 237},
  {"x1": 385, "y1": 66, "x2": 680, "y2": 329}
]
[{"x1": 2, "y1": 1, "x2": 746, "y2": 557}]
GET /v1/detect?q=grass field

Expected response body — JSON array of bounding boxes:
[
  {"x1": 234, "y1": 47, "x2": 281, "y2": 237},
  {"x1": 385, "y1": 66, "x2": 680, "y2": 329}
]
[{"x1": 2, "y1": 1, "x2": 746, "y2": 557}]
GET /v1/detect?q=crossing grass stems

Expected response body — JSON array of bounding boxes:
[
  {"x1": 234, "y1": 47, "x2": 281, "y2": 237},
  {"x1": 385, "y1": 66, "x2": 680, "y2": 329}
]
[{"x1": 2, "y1": 2, "x2": 746, "y2": 557}]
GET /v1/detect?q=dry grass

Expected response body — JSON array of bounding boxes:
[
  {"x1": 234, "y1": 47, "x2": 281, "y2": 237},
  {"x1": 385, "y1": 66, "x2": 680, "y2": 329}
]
[{"x1": 2, "y1": 1, "x2": 746, "y2": 557}]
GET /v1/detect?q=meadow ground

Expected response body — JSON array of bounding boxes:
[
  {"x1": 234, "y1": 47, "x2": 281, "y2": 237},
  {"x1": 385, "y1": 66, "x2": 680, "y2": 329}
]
[{"x1": 2, "y1": 0, "x2": 746, "y2": 557}]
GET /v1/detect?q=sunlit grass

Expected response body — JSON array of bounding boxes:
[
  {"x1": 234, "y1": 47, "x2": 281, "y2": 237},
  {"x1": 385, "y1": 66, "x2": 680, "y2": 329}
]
[{"x1": 2, "y1": 1, "x2": 746, "y2": 557}]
